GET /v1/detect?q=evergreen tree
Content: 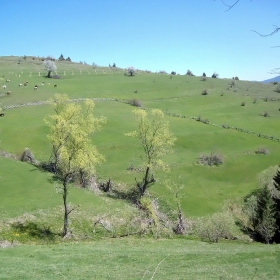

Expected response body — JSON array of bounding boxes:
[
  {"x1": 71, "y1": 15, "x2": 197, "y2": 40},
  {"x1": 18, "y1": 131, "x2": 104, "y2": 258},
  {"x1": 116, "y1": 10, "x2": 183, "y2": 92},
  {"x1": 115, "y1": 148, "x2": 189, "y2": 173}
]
[
  {"x1": 272, "y1": 169, "x2": 280, "y2": 241},
  {"x1": 58, "y1": 54, "x2": 65, "y2": 61}
]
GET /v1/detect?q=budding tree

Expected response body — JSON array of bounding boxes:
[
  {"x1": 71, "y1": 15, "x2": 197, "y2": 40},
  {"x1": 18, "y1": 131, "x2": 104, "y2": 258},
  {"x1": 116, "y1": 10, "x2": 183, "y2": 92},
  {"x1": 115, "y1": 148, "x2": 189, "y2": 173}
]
[
  {"x1": 126, "y1": 108, "x2": 176, "y2": 197},
  {"x1": 45, "y1": 94, "x2": 106, "y2": 237}
]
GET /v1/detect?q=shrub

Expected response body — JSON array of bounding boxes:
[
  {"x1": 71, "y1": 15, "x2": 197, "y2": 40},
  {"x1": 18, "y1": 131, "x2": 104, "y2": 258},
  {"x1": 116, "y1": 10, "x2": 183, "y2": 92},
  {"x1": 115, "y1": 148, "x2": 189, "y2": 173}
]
[
  {"x1": 202, "y1": 72, "x2": 206, "y2": 77},
  {"x1": 241, "y1": 102, "x2": 245, "y2": 106},
  {"x1": 255, "y1": 148, "x2": 269, "y2": 155},
  {"x1": 212, "y1": 72, "x2": 219, "y2": 78},
  {"x1": 171, "y1": 71, "x2": 176, "y2": 75},
  {"x1": 201, "y1": 89, "x2": 208, "y2": 95},
  {"x1": 194, "y1": 212, "x2": 236, "y2": 243},
  {"x1": 20, "y1": 148, "x2": 38, "y2": 166},
  {"x1": 222, "y1": 124, "x2": 230, "y2": 129},
  {"x1": 262, "y1": 112, "x2": 270, "y2": 117},
  {"x1": 201, "y1": 76, "x2": 207, "y2": 82},
  {"x1": 195, "y1": 116, "x2": 209, "y2": 124},
  {"x1": 198, "y1": 152, "x2": 223, "y2": 166},
  {"x1": 186, "y1": 70, "x2": 194, "y2": 76},
  {"x1": 128, "y1": 99, "x2": 142, "y2": 107},
  {"x1": 275, "y1": 85, "x2": 280, "y2": 93}
]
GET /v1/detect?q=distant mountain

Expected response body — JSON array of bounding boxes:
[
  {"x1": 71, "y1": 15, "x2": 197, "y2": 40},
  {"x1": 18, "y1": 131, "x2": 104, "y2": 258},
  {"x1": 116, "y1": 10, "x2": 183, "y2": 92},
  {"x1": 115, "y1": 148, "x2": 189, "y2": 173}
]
[{"x1": 262, "y1": 76, "x2": 280, "y2": 84}]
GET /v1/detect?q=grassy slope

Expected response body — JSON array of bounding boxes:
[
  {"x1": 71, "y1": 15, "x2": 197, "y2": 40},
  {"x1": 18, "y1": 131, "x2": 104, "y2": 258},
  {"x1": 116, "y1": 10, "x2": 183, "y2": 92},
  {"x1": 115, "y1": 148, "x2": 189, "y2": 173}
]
[
  {"x1": 1, "y1": 239, "x2": 280, "y2": 279},
  {"x1": 1, "y1": 56, "x2": 280, "y2": 217},
  {"x1": 1, "y1": 56, "x2": 280, "y2": 279}
]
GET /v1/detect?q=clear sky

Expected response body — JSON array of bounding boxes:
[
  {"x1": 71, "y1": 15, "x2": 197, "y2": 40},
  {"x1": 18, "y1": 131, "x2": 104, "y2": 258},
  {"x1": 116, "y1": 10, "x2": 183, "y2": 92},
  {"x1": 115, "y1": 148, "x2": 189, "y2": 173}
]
[{"x1": 0, "y1": 0, "x2": 279, "y2": 81}]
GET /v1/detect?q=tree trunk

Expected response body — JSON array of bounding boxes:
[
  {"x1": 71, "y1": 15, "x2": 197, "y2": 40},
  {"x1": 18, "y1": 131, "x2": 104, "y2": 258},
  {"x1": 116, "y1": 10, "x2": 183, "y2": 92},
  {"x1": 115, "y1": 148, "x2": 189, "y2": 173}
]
[
  {"x1": 62, "y1": 181, "x2": 68, "y2": 237},
  {"x1": 140, "y1": 166, "x2": 150, "y2": 196},
  {"x1": 47, "y1": 70, "x2": 51, "y2": 78}
]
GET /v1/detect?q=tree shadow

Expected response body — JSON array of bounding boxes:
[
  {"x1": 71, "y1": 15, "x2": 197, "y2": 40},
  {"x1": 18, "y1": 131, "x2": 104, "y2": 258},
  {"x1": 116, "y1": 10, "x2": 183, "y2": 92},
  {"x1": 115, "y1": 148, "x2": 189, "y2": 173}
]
[
  {"x1": 10, "y1": 222, "x2": 59, "y2": 241},
  {"x1": 107, "y1": 186, "x2": 140, "y2": 204}
]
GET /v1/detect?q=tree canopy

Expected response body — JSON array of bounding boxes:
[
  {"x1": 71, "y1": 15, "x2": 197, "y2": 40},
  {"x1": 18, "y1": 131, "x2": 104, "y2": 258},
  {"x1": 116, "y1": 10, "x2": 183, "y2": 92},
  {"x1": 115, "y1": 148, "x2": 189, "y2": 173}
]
[
  {"x1": 126, "y1": 108, "x2": 176, "y2": 197},
  {"x1": 45, "y1": 94, "x2": 106, "y2": 236},
  {"x1": 43, "y1": 59, "x2": 57, "y2": 78}
]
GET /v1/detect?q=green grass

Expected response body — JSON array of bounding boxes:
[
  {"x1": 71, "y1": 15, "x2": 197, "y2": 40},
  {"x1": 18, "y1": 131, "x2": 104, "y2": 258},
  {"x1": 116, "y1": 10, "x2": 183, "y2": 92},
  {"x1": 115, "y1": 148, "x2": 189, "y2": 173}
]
[
  {"x1": 1, "y1": 55, "x2": 280, "y2": 278},
  {"x1": 0, "y1": 238, "x2": 280, "y2": 279},
  {"x1": 1, "y1": 56, "x2": 280, "y2": 217}
]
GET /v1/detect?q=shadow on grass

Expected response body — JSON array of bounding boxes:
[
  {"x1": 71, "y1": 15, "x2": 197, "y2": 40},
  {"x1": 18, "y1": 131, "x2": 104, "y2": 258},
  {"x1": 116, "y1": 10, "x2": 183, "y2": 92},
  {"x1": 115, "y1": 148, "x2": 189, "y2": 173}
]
[
  {"x1": 107, "y1": 187, "x2": 140, "y2": 204},
  {"x1": 10, "y1": 222, "x2": 59, "y2": 241}
]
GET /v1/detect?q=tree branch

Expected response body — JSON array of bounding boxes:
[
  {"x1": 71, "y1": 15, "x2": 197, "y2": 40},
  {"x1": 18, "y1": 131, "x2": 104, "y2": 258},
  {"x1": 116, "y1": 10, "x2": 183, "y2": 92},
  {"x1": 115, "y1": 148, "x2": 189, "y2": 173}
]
[
  {"x1": 251, "y1": 26, "x2": 280, "y2": 37},
  {"x1": 221, "y1": 0, "x2": 240, "y2": 11}
]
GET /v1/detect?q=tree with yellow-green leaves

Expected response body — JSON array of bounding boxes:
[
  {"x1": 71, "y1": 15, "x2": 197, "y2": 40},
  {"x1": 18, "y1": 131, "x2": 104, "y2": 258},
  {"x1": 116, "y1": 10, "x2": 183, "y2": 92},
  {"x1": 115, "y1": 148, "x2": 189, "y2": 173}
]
[
  {"x1": 126, "y1": 108, "x2": 176, "y2": 198},
  {"x1": 45, "y1": 94, "x2": 106, "y2": 237}
]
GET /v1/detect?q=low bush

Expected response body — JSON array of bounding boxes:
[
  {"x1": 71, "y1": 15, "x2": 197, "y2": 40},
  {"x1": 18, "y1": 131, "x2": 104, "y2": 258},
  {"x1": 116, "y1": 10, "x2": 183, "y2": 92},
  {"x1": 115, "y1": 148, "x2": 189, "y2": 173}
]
[
  {"x1": 255, "y1": 148, "x2": 269, "y2": 155},
  {"x1": 186, "y1": 70, "x2": 194, "y2": 76},
  {"x1": 274, "y1": 85, "x2": 280, "y2": 93},
  {"x1": 262, "y1": 112, "x2": 270, "y2": 117},
  {"x1": 201, "y1": 89, "x2": 208, "y2": 95},
  {"x1": 212, "y1": 72, "x2": 219, "y2": 78},
  {"x1": 128, "y1": 99, "x2": 142, "y2": 107},
  {"x1": 194, "y1": 212, "x2": 236, "y2": 243},
  {"x1": 20, "y1": 148, "x2": 38, "y2": 166},
  {"x1": 198, "y1": 152, "x2": 223, "y2": 166}
]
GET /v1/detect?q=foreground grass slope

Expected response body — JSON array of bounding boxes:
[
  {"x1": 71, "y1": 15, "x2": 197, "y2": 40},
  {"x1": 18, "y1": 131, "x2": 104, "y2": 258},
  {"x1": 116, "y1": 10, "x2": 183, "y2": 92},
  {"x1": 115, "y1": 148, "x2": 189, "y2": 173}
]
[{"x1": 1, "y1": 238, "x2": 280, "y2": 279}]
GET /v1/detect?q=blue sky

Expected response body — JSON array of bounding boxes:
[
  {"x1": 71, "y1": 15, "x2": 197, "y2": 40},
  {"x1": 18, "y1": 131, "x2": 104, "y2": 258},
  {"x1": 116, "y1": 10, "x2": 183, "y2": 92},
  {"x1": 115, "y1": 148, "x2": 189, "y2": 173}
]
[{"x1": 1, "y1": 0, "x2": 279, "y2": 81}]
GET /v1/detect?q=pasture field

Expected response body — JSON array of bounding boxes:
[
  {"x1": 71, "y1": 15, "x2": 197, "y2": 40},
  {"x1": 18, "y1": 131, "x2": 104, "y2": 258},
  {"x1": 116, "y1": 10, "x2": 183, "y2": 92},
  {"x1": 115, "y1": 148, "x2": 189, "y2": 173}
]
[
  {"x1": 1, "y1": 238, "x2": 280, "y2": 279},
  {"x1": 0, "y1": 56, "x2": 279, "y2": 216},
  {"x1": 0, "y1": 56, "x2": 280, "y2": 278}
]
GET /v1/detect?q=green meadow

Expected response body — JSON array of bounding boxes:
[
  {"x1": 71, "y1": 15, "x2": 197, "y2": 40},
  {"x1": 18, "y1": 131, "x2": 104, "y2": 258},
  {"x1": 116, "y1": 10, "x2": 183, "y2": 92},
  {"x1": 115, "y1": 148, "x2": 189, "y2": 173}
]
[{"x1": 1, "y1": 56, "x2": 280, "y2": 278}]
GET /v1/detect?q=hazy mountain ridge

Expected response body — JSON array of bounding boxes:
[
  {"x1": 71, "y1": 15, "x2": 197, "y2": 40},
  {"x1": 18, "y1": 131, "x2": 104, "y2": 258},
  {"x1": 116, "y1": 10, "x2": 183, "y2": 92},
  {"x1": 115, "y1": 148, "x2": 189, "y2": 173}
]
[{"x1": 262, "y1": 76, "x2": 280, "y2": 84}]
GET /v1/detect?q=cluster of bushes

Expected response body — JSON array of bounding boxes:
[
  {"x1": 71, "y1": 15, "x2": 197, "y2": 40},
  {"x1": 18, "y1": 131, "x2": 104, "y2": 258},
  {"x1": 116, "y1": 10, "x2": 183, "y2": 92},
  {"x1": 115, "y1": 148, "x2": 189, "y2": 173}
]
[
  {"x1": 197, "y1": 152, "x2": 224, "y2": 166},
  {"x1": 255, "y1": 147, "x2": 269, "y2": 155},
  {"x1": 194, "y1": 116, "x2": 209, "y2": 124}
]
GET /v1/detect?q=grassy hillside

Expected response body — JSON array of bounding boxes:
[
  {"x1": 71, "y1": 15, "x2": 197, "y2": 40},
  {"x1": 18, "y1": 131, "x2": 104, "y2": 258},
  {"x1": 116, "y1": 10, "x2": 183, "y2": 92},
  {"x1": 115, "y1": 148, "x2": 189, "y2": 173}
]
[
  {"x1": 1, "y1": 56, "x2": 279, "y2": 217},
  {"x1": 1, "y1": 55, "x2": 280, "y2": 279}
]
